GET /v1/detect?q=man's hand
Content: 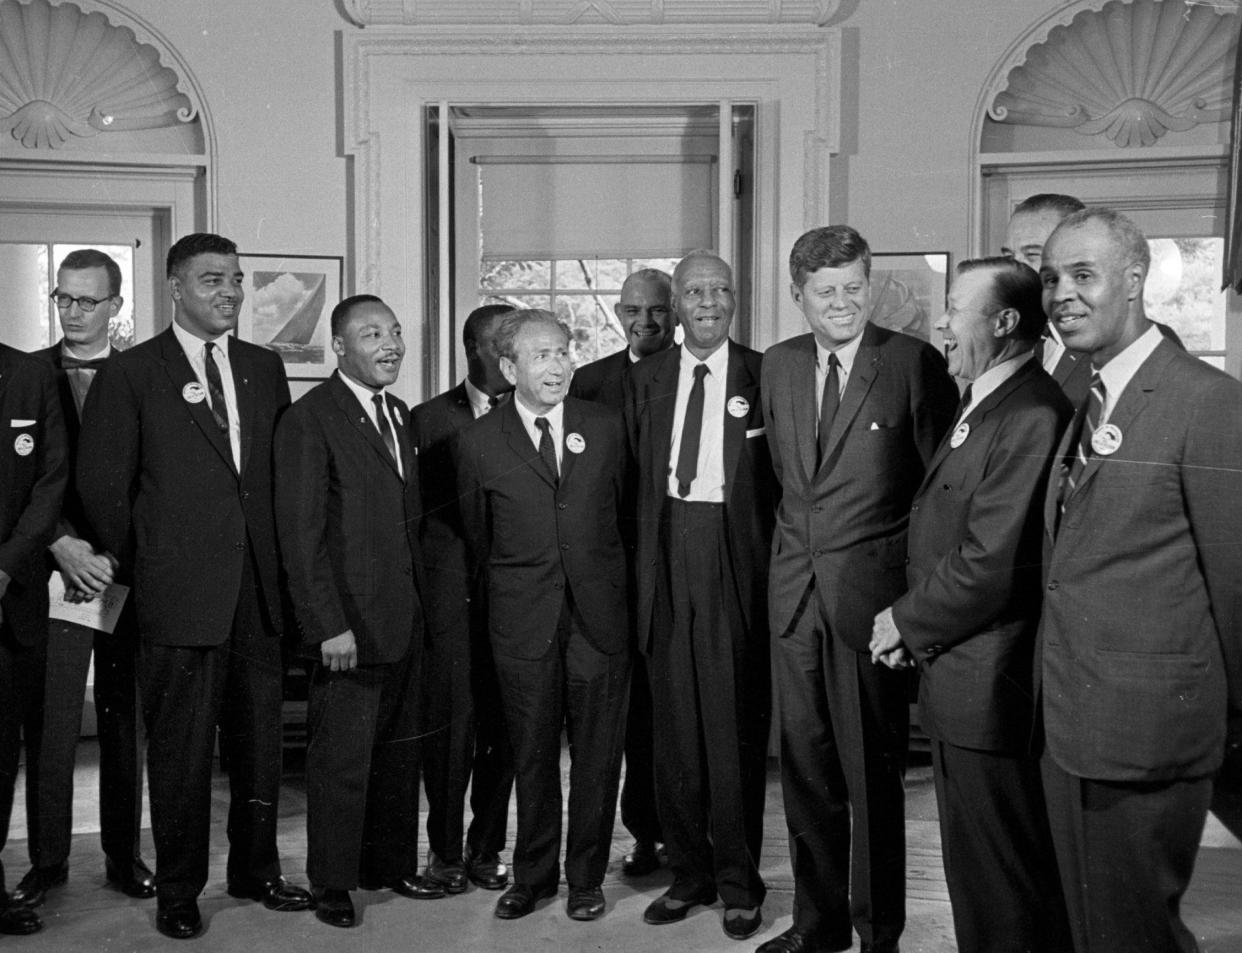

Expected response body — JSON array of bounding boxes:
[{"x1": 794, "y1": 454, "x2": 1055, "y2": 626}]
[
  {"x1": 869, "y1": 607, "x2": 913, "y2": 669},
  {"x1": 50, "y1": 536, "x2": 116, "y2": 595},
  {"x1": 321, "y1": 631, "x2": 358, "y2": 672}
]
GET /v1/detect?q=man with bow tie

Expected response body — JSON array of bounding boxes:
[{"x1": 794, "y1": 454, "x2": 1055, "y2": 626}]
[
  {"x1": 455, "y1": 309, "x2": 631, "y2": 923},
  {"x1": 13, "y1": 250, "x2": 155, "y2": 913}
]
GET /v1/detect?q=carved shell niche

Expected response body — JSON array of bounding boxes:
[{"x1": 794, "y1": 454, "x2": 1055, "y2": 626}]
[
  {"x1": 0, "y1": 0, "x2": 196, "y2": 149},
  {"x1": 988, "y1": 0, "x2": 1238, "y2": 148}
]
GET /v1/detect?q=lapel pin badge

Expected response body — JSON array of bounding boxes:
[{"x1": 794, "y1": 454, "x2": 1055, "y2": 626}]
[
  {"x1": 182, "y1": 382, "x2": 206, "y2": 404},
  {"x1": 566, "y1": 432, "x2": 586, "y2": 454},
  {"x1": 727, "y1": 396, "x2": 749, "y2": 418},
  {"x1": 1091, "y1": 423, "x2": 1122, "y2": 456},
  {"x1": 950, "y1": 422, "x2": 970, "y2": 449},
  {"x1": 13, "y1": 433, "x2": 34, "y2": 456}
]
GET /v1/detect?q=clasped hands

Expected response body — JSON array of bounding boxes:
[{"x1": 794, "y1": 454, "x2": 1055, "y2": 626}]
[
  {"x1": 869, "y1": 607, "x2": 914, "y2": 670},
  {"x1": 51, "y1": 536, "x2": 118, "y2": 604}
]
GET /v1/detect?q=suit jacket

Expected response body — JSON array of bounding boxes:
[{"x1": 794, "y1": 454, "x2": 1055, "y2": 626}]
[
  {"x1": 569, "y1": 348, "x2": 632, "y2": 410},
  {"x1": 77, "y1": 327, "x2": 291, "y2": 647},
  {"x1": 32, "y1": 345, "x2": 100, "y2": 548},
  {"x1": 1049, "y1": 347, "x2": 1092, "y2": 407},
  {"x1": 626, "y1": 341, "x2": 777, "y2": 654},
  {"x1": 410, "y1": 382, "x2": 478, "y2": 647},
  {"x1": 892, "y1": 359, "x2": 1071, "y2": 753},
  {"x1": 0, "y1": 345, "x2": 68, "y2": 645},
  {"x1": 275, "y1": 372, "x2": 422, "y2": 666},
  {"x1": 456, "y1": 396, "x2": 630, "y2": 661},
  {"x1": 1040, "y1": 338, "x2": 1242, "y2": 782},
  {"x1": 762, "y1": 323, "x2": 958, "y2": 652}
]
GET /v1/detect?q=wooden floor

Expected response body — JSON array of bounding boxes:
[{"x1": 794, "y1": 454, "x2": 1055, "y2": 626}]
[{"x1": 4, "y1": 743, "x2": 1241, "y2": 952}]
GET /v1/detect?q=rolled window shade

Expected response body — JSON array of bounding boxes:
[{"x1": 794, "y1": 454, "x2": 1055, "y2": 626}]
[{"x1": 477, "y1": 154, "x2": 715, "y2": 260}]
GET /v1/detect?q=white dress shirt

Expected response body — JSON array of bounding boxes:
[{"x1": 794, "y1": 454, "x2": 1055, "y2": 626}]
[
  {"x1": 337, "y1": 369, "x2": 404, "y2": 479},
  {"x1": 514, "y1": 397, "x2": 565, "y2": 472},
  {"x1": 464, "y1": 377, "x2": 498, "y2": 420},
  {"x1": 814, "y1": 332, "x2": 864, "y2": 425},
  {"x1": 666, "y1": 343, "x2": 729, "y2": 502},
  {"x1": 960, "y1": 350, "x2": 1035, "y2": 421},
  {"x1": 172, "y1": 322, "x2": 241, "y2": 470}
]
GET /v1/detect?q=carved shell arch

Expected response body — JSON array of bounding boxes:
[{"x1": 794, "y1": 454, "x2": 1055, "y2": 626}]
[
  {"x1": 986, "y1": 0, "x2": 1238, "y2": 148},
  {"x1": 0, "y1": 0, "x2": 198, "y2": 149}
]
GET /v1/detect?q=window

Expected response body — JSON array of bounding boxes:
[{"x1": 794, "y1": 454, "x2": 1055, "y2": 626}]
[
  {"x1": 2, "y1": 242, "x2": 136, "y2": 352},
  {"x1": 1145, "y1": 237, "x2": 1226, "y2": 369},
  {"x1": 478, "y1": 256, "x2": 680, "y2": 366}
]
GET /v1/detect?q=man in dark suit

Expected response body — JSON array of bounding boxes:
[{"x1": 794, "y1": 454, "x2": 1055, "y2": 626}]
[
  {"x1": 568, "y1": 267, "x2": 673, "y2": 879},
  {"x1": 1038, "y1": 208, "x2": 1242, "y2": 953},
  {"x1": 13, "y1": 250, "x2": 153, "y2": 911},
  {"x1": 77, "y1": 233, "x2": 312, "y2": 940},
  {"x1": 759, "y1": 226, "x2": 957, "y2": 953},
  {"x1": 276, "y1": 294, "x2": 440, "y2": 928},
  {"x1": 869, "y1": 257, "x2": 1072, "y2": 953},
  {"x1": 413, "y1": 303, "x2": 515, "y2": 894},
  {"x1": 456, "y1": 310, "x2": 631, "y2": 923},
  {"x1": 0, "y1": 342, "x2": 67, "y2": 937},
  {"x1": 627, "y1": 252, "x2": 775, "y2": 941}
]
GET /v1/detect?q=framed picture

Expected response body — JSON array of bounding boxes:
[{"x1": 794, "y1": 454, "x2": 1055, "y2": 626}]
[
  {"x1": 869, "y1": 252, "x2": 951, "y2": 341},
  {"x1": 236, "y1": 254, "x2": 343, "y2": 378}
]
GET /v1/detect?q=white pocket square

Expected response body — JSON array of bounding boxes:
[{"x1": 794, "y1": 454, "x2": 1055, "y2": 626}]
[
  {"x1": 10, "y1": 419, "x2": 35, "y2": 427},
  {"x1": 746, "y1": 427, "x2": 766, "y2": 438},
  {"x1": 869, "y1": 421, "x2": 880, "y2": 430}
]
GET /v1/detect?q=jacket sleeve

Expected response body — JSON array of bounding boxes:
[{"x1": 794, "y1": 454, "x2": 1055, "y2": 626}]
[{"x1": 76, "y1": 361, "x2": 139, "y2": 569}]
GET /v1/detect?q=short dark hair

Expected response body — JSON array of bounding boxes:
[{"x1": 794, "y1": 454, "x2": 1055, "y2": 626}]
[
  {"x1": 58, "y1": 248, "x2": 122, "y2": 296},
  {"x1": 493, "y1": 309, "x2": 569, "y2": 362},
  {"x1": 955, "y1": 256, "x2": 1045, "y2": 342},
  {"x1": 166, "y1": 233, "x2": 238, "y2": 279},
  {"x1": 1012, "y1": 193, "x2": 1086, "y2": 219},
  {"x1": 330, "y1": 294, "x2": 386, "y2": 337},
  {"x1": 1053, "y1": 207, "x2": 1151, "y2": 273},
  {"x1": 463, "y1": 303, "x2": 514, "y2": 348},
  {"x1": 789, "y1": 225, "x2": 872, "y2": 286}
]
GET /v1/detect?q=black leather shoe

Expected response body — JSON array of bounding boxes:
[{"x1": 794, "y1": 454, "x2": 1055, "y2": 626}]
[
  {"x1": 758, "y1": 927, "x2": 851, "y2": 953},
  {"x1": 311, "y1": 887, "x2": 355, "y2": 928},
  {"x1": 494, "y1": 882, "x2": 556, "y2": 919},
  {"x1": 105, "y1": 856, "x2": 156, "y2": 899},
  {"x1": 0, "y1": 904, "x2": 42, "y2": 936},
  {"x1": 10, "y1": 863, "x2": 68, "y2": 908},
  {"x1": 155, "y1": 899, "x2": 203, "y2": 939},
  {"x1": 464, "y1": 846, "x2": 510, "y2": 890},
  {"x1": 390, "y1": 874, "x2": 446, "y2": 900},
  {"x1": 423, "y1": 853, "x2": 468, "y2": 894},
  {"x1": 861, "y1": 943, "x2": 899, "y2": 953},
  {"x1": 642, "y1": 886, "x2": 717, "y2": 925},
  {"x1": 724, "y1": 906, "x2": 763, "y2": 940},
  {"x1": 566, "y1": 885, "x2": 605, "y2": 921},
  {"x1": 226, "y1": 875, "x2": 314, "y2": 911},
  {"x1": 621, "y1": 840, "x2": 662, "y2": 877}
]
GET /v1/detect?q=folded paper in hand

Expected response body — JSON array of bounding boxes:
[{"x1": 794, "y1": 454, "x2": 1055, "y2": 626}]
[{"x1": 48, "y1": 574, "x2": 130, "y2": 634}]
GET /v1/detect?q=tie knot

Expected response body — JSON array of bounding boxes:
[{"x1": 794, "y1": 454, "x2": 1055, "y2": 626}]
[
  {"x1": 488, "y1": 395, "x2": 499, "y2": 408},
  {"x1": 826, "y1": 352, "x2": 840, "y2": 370},
  {"x1": 372, "y1": 392, "x2": 384, "y2": 410},
  {"x1": 692, "y1": 363, "x2": 709, "y2": 382},
  {"x1": 204, "y1": 341, "x2": 216, "y2": 356},
  {"x1": 535, "y1": 416, "x2": 550, "y2": 432}
]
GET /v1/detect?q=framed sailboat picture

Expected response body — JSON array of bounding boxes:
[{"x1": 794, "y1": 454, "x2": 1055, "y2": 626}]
[{"x1": 236, "y1": 254, "x2": 344, "y2": 379}]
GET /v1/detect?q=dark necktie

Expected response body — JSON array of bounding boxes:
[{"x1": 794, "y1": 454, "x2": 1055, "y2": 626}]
[
  {"x1": 675, "y1": 364, "x2": 709, "y2": 497},
  {"x1": 953, "y1": 384, "x2": 973, "y2": 427},
  {"x1": 535, "y1": 416, "x2": 559, "y2": 483},
  {"x1": 1061, "y1": 372, "x2": 1104, "y2": 511},
  {"x1": 487, "y1": 395, "x2": 500, "y2": 410},
  {"x1": 817, "y1": 352, "x2": 840, "y2": 465},
  {"x1": 372, "y1": 393, "x2": 398, "y2": 465},
  {"x1": 203, "y1": 342, "x2": 229, "y2": 434},
  {"x1": 61, "y1": 355, "x2": 107, "y2": 371}
]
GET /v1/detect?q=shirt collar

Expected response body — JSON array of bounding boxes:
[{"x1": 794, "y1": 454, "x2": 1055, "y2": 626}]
[
  {"x1": 336, "y1": 368, "x2": 386, "y2": 413},
  {"x1": 679, "y1": 341, "x2": 729, "y2": 378},
  {"x1": 513, "y1": 395, "x2": 565, "y2": 432},
  {"x1": 963, "y1": 350, "x2": 1034, "y2": 417},
  {"x1": 171, "y1": 321, "x2": 231, "y2": 363},
  {"x1": 1097, "y1": 323, "x2": 1163, "y2": 404},
  {"x1": 464, "y1": 377, "x2": 495, "y2": 416},
  {"x1": 815, "y1": 327, "x2": 865, "y2": 376},
  {"x1": 60, "y1": 341, "x2": 112, "y2": 362}
]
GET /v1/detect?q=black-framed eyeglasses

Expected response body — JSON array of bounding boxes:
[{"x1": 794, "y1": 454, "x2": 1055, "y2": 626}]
[{"x1": 50, "y1": 292, "x2": 114, "y2": 313}]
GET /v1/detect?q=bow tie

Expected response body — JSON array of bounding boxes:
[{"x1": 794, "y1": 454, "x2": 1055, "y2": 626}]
[{"x1": 61, "y1": 356, "x2": 107, "y2": 371}]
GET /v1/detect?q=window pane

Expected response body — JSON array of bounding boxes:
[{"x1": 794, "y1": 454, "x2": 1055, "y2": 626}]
[
  {"x1": 52, "y1": 243, "x2": 135, "y2": 350},
  {"x1": 1144, "y1": 238, "x2": 1226, "y2": 355},
  {"x1": 558, "y1": 294, "x2": 623, "y2": 367},
  {"x1": 481, "y1": 259, "x2": 550, "y2": 291},
  {"x1": 631, "y1": 257, "x2": 680, "y2": 275},
  {"x1": 1, "y1": 243, "x2": 53, "y2": 352},
  {"x1": 483, "y1": 294, "x2": 551, "y2": 313}
]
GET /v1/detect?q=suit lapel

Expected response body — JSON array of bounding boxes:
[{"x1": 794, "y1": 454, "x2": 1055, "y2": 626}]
[
  {"x1": 228, "y1": 338, "x2": 256, "y2": 476},
  {"x1": 787, "y1": 338, "x2": 819, "y2": 486},
  {"x1": 723, "y1": 342, "x2": 756, "y2": 492},
  {"x1": 646, "y1": 349, "x2": 680, "y2": 500},
  {"x1": 329, "y1": 373, "x2": 403, "y2": 482},
  {"x1": 560, "y1": 400, "x2": 581, "y2": 489},
  {"x1": 1052, "y1": 347, "x2": 1081, "y2": 386},
  {"x1": 388, "y1": 394, "x2": 414, "y2": 483},
  {"x1": 159, "y1": 329, "x2": 236, "y2": 477},
  {"x1": 818, "y1": 325, "x2": 881, "y2": 476},
  {"x1": 500, "y1": 400, "x2": 556, "y2": 490}
]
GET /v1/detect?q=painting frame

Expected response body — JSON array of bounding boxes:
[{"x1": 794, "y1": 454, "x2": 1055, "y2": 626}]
[
  {"x1": 236, "y1": 253, "x2": 344, "y2": 379},
  {"x1": 869, "y1": 252, "x2": 951, "y2": 342}
]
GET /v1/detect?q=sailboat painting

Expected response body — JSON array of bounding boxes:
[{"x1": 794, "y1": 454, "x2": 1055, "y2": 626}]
[{"x1": 237, "y1": 255, "x2": 343, "y2": 378}]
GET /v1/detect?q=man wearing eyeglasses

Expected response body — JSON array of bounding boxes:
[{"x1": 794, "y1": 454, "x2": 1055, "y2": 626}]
[{"x1": 10, "y1": 251, "x2": 155, "y2": 915}]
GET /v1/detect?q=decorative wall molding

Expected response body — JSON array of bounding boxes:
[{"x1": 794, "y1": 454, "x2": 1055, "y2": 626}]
[
  {"x1": 340, "y1": 0, "x2": 841, "y2": 27},
  {"x1": 983, "y1": 0, "x2": 1238, "y2": 148}
]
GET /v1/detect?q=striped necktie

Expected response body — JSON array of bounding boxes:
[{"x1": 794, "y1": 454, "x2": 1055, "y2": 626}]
[{"x1": 1061, "y1": 372, "x2": 1104, "y2": 511}]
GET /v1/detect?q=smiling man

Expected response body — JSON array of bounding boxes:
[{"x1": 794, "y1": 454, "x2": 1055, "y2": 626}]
[
  {"x1": 455, "y1": 310, "x2": 631, "y2": 923},
  {"x1": 77, "y1": 233, "x2": 311, "y2": 940},
  {"x1": 626, "y1": 251, "x2": 777, "y2": 941},
  {"x1": 759, "y1": 225, "x2": 956, "y2": 953},
  {"x1": 869, "y1": 257, "x2": 1072, "y2": 953},
  {"x1": 275, "y1": 295, "x2": 436, "y2": 928},
  {"x1": 1037, "y1": 208, "x2": 1242, "y2": 953}
]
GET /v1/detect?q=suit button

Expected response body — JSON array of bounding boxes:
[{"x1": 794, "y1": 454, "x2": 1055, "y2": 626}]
[
  {"x1": 560, "y1": 543, "x2": 570, "y2": 551},
  {"x1": 557, "y1": 503, "x2": 567, "y2": 510},
  {"x1": 1047, "y1": 581, "x2": 1059, "y2": 591},
  {"x1": 553, "y1": 581, "x2": 564, "y2": 590},
  {"x1": 812, "y1": 548, "x2": 825, "y2": 557},
  {"x1": 911, "y1": 504, "x2": 919, "y2": 512},
  {"x1": 234, "y1": 542, "x2": 245, "y2": 552},
  {"x1": 942, "y1": 484, "x2": 951, "y2": 491},
  {"x1": 811, "y1": 504, "x2": 822, "y2": 513},
  {"x1": 905, "y1": 557, "x2": 910, "y2": 565}
]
